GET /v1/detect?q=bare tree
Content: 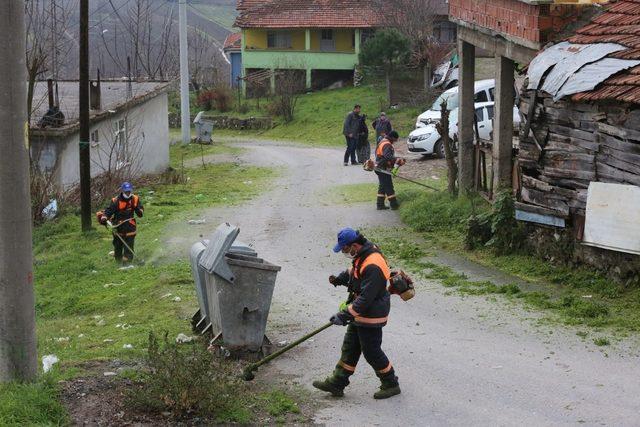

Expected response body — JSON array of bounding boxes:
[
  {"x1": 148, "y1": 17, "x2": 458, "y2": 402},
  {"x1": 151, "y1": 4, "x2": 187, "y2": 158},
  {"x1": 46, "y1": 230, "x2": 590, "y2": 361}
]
[
  {"x1": 189, "y1": 29, "x2": 222, "y2": 91},
  {"x1": 25, "y1": 0, "x2": 74, "y2": 120},
  {"x1": 373, "y1": 0, "x2": 450, "y2": 89},
  {"x1": 100, "y1": 0, "x2": 177, "y2": 79}
]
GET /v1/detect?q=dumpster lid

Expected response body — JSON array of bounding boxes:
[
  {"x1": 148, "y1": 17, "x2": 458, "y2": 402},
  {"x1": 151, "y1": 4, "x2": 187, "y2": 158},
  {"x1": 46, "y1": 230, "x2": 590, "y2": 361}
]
[{"x1": 199, "y1": 223, "x2": 240, "y2": 282}]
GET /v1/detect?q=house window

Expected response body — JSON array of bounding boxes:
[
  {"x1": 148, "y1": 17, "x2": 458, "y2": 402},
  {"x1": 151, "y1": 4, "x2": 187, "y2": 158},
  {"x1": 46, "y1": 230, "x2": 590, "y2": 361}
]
[
  {"x1": 113, "y1": 118, "x2": 128, "y2": 166},
  {"x1": 320, "y1": 29, "x2": 335, "y2": 51},
  {"x1": 267, "y1": 31, "x2": 292, "y2": 49},
  {"x1": 90, "y1": 129, "x2": 99, "y2": 147}
]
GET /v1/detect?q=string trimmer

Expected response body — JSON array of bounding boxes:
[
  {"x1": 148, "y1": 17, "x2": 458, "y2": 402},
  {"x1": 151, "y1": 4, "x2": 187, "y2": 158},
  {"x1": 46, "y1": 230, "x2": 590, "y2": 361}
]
[
  {"x1": 242, "y1": 322, "x2": 333, "y2": 381},
  {"x1": 104, "y1": 220, "x2": 141, "y2": 264},
  {"x1": 363, "y1": 159, "x2": 440, "y2": 192}
]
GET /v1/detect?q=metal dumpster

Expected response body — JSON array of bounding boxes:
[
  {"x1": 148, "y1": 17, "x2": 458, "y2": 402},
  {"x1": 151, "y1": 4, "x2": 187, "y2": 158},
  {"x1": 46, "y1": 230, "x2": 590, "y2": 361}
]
[
  {"x1": 190, "y1": 233, "x2": 257, "y2": 334},
  {"x1": 195, "y1": 223, "x2": 281, "y2": 351}
]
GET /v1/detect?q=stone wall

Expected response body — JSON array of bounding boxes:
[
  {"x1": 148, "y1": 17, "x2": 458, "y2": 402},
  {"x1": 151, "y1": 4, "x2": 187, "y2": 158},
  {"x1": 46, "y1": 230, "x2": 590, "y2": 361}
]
[{"x1": 168, "y1": 113, "x2": 272, "y2": 130}]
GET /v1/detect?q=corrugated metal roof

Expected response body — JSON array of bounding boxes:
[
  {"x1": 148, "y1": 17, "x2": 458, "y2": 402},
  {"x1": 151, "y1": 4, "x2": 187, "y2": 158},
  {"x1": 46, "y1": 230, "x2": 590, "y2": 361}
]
[{"x1": 528, "y1": 0, "x2": 640, "y2": 104}]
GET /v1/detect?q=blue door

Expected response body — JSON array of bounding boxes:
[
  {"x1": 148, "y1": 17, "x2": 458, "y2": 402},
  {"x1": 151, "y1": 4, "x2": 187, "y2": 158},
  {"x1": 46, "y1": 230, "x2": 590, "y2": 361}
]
[{"x1": 230, "y1": 52, "x2": 242, "y2": 88}]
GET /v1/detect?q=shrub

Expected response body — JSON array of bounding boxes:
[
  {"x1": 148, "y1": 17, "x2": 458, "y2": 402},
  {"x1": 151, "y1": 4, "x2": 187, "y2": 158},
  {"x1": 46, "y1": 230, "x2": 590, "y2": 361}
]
[
  {"x1": 128, "y1": 332, "x2": 245, "y2": 419},
  {"x1": 196, "y1": 87, "x2": 232, "y2": 112}
]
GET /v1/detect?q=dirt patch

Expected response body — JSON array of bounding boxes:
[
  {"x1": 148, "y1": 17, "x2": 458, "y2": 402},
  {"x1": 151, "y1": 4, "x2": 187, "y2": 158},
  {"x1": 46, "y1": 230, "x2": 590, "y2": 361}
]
[
  {"x1": 60, "y1": 360, "x2": 317, "y2": 426},
  {"x1": 394, "y1": 140, "x2": 447, "y2": 182}
]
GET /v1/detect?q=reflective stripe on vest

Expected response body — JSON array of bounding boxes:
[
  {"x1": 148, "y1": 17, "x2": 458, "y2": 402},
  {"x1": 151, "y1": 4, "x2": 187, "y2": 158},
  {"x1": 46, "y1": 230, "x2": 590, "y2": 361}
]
[
  {"x1": 376, "y1": 139, "x2": 392, "y2": 158},
  {"x1": 353, "y1": 252, "x2": 391, "y2": 280}
]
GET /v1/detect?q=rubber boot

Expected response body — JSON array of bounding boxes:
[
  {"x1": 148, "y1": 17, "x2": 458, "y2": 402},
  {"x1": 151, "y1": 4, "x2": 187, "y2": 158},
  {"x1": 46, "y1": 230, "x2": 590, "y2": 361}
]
[
  {"x1": 389, "y1": 197, "x2": 400, "y2": 210},
  {"x1": 312, "y1": 365, "x2": 352, "y2": 397},
  {"x1": 376, "y1": 195, "x2": 389, "y2": 210},
  {"x1": 374, "y1": 368, "x2": 401, "y2": 399}
]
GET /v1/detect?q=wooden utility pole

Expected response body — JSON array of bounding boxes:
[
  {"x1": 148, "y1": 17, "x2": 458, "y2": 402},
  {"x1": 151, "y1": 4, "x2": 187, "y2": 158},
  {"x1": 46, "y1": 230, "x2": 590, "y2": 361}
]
[
  {"x1": 0, "y1": 0, "x2": 38, "y2": 382},
  {"x1": 79, "y1": 0, "x2": 92, "y2": 231}
]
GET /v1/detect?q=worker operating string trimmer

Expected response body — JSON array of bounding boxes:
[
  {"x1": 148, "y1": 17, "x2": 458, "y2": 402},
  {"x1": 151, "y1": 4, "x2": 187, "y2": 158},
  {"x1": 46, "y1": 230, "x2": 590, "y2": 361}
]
[
  {"x1": 96, "y1": 182, "x2": 144, "y2": 266},
  {"x1": 364, "y1": 130, "x2": 440, "y2": 203}
]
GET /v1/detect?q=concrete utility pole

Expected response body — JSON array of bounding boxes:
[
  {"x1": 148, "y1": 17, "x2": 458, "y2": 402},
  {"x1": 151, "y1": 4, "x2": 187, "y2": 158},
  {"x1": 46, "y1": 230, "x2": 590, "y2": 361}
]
[
  {"x1": 179, "y1": 0, "x2": 191, "y2": 145},
  {"x1": 0, "y1": 0, "x2": 38, "y2": 382},
  {"x1": 79, "y1": 0, "x2": 92, "y2": 231}
]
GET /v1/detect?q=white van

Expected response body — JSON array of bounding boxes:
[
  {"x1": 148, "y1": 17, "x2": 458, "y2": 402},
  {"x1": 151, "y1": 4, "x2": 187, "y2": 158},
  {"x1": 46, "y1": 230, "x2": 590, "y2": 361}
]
[{"x1": 416, "y1": 79, "x2": 497, "y2": 128}]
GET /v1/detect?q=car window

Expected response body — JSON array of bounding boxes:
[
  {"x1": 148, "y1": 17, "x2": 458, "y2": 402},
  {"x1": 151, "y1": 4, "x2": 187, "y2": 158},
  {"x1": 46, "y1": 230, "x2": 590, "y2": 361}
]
[
  {"x1": 431, "y1": 91, "x2": 459, "y2": 111},
  {"x1": 475, "y1": 90, "x2": 488, "y2": 103},
  {"x1": 489, "y1": 87, "x2": 495, "y2": 101},
  {"x1": 486, "y1": 106, "x2": 494, "y2": 120},
  {"x1": 474, "y1": 108, "x2": 484, "y2": 123}
]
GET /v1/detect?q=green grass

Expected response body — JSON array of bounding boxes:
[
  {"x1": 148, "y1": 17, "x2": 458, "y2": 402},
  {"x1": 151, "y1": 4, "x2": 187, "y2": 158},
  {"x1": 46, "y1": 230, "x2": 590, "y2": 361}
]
[
  {"x1": 388, "y1": 187, "x2": 640, "y2": 333},
  {"x1": 194, "y1": 84, "x2": 426, "y2": 147},
  {"x1": 0, "y1": 376, "x2": 68, "y2": 426},
  {"x1": 1, "y1": 156, "x2": 277, "y2": 424},
  {"x1": 168, "y1": 137, "x2": 243, "y2": 167}
]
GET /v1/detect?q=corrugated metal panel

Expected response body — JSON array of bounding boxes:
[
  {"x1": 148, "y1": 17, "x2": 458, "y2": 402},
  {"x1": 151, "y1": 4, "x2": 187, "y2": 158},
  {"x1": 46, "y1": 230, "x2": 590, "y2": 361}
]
[
  {"x1": 527, "y1": 42, "x2": 573, "y2": 90},
  {"x1": 540, "y1": 43, "x2": 626, "y2": 95},
  {"x1": 582, "y1": 182, "x2": 640, "y2": 256},
  {"x1": 554, "y1": 58, "x2": 640, "y2": 100}
]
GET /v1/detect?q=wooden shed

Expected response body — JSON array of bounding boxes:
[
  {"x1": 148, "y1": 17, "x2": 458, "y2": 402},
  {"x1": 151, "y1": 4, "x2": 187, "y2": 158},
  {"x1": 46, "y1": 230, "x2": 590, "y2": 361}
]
[{"x1": 515, "y1": 0, "x2": 640, "y2": 281}]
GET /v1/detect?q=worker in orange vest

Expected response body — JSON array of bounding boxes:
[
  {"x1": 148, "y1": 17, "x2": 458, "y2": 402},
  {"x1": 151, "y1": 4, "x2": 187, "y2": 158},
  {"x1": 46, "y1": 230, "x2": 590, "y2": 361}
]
[
  {"x1": 313, "y1": 228, "x2": 401, "y2": 400},
  {"x1": 375, "y1": 130, "x2": 405, "y2": 210},
  {"x1": 96, "y1": 182, "x2": 144, "y2": 264}
]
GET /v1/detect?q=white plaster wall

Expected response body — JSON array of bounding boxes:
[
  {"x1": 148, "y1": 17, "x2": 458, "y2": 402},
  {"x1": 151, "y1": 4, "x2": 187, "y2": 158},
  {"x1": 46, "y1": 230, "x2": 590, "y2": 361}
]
[{"x1": 53, "y1": 93, "x2": 169, "y2": 189}]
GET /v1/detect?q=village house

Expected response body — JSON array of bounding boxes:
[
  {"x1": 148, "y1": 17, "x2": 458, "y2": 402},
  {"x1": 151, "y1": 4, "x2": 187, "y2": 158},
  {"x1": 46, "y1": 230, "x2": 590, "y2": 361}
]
[
  {"x1": 515, "y1": 0, "x2": 640, "y2": 280},
  {"x1": 232, "y1": 0, "x2": 456, "y2": 94},
  {"x1": 29, "y1": 80, "x2": 171, "y2": 189}
]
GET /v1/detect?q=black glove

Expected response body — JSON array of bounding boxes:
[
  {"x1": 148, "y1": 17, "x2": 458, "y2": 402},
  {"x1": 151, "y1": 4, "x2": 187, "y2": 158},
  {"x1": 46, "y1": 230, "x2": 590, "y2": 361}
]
[
  {"x1": 135, "y1": 207, "x2": 144, "y2": 218},
  {"x1": 329, "y1": 311, "x2": 353, "y2": 326},
  {"x1": 329, "y1": 271, "x2": 349, "y2": 287}
]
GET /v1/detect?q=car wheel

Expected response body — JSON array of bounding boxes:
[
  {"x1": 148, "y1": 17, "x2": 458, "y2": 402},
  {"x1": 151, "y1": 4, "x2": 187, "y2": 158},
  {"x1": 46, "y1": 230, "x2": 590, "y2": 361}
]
[{"x1": 434, "y1": 140, "x2": 446, "y2": 159}]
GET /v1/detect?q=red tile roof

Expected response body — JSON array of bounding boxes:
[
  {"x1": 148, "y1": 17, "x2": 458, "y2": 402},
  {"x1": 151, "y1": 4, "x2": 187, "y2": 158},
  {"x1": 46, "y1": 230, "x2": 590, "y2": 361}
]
[
  {"x1": 567, "y1": 0, "x2": 640, "y2": 103},
  {"x1": 234, "y1": 0, "x2": 384, "y2": 29},
  {"x1": 224, "y1": 32, "x2": 242, "y2": 51}
]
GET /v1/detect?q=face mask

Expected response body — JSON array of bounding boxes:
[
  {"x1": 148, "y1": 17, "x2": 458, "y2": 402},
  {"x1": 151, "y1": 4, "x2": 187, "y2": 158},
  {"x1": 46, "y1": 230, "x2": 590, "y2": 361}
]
[
  {"x1": 122, "y1": 192, "x2": 132, "y2": 200},
  {"x1": 342, "y1": 246, "x2": 357, "y2": 259}
]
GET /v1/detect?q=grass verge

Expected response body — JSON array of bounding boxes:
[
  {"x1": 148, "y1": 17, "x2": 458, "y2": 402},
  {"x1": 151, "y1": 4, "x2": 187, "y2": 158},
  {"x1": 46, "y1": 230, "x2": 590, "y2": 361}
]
[
  {"x1": 206, "y1": 84, "x2": 424, "y2": 147},
  {"x1": 1, "y1": 155, "x2": 278, "y2": 424},
  {"x1": 371, "y1": 187, "x2": 640, "y2": 333},
  {"x1": 0, "y1": 377, "x2": 68, "y2": 426}
]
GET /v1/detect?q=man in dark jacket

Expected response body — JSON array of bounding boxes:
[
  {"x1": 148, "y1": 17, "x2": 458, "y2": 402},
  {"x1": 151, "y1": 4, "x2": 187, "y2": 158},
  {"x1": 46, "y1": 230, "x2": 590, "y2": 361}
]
[
  {"x1": 356, "y1": 113, "x2": 371, "y2": 164},
  {"x1": 97, "y1": 182, "x2": 144, "y2": 264},
  {"x1": 342, "y1": 104, "x2": 361, "y2": 165},
  {"x1": 313, "y1": 228, "x2": 401, "y2": 400},
  {"x1": 372, "y1": 112, "x2": 392, "y2": 140},
  {"x1": 375, "y1": 131, "x2": 405, "y2": 210}
]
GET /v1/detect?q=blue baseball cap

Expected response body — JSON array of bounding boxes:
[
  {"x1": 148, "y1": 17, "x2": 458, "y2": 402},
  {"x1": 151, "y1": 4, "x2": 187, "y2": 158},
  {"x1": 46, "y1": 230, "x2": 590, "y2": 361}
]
[
  {"x1": 121, "y1": 182, "x2": 133, "y2": 192},
  {"x1": 333, "y1": 227, "x2": 359, "y2": 253}
]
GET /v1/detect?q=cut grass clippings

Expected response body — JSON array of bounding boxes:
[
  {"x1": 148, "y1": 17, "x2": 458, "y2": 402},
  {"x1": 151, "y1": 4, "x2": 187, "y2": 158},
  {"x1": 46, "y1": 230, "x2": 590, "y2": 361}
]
[
  {"x1": 383, "y1": 187, "x2": 640, "y2": 333},
  {"x1": 1, "y1": 159, "x2": 278, "y2": 424}
]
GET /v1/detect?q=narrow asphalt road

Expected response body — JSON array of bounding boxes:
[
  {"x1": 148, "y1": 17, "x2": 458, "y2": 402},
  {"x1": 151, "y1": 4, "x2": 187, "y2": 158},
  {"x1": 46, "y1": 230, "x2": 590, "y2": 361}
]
[{"x1": 165, "y1": 140, "x2": 640, "y2": 426}]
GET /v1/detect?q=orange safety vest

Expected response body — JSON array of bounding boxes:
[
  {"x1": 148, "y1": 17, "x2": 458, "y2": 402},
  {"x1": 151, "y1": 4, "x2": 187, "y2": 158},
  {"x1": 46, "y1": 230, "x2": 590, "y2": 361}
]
[
  {"x1": 376, "y1": 139, "x2": 393, "y2": 158},
  {"x1": 113, "y1": 195, "x2": 140, "y2": 229},
  {"x1": 348, "y1": 251, "x2": 391, "y2": 326}
]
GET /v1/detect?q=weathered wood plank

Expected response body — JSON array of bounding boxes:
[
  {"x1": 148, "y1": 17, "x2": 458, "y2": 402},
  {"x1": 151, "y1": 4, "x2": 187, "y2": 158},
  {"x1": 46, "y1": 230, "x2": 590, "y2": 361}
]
[
  {"x1": 549, "y1": 124, "x2": 597, "y2": 142},
  {"x1": 543, "y1": 166, "x2": 596, "y2": 181},
  {"x1": 538, "y1": 175, "x2": 591, "y2": 189},
  {"x1": 521, "y1": 187, "x2": 570, "y2": 216},
  {"x1": 547, "y1": 133, "x2": 600, "y2": 151},
  {"x1": 596, "y1": 152, "x2": 640, "y2": 176},
  {"x1": 598, "y1": 122, "x2": 640, "y2": 142},
  {"x1": 515, "y1": 201, "x2": 569, "y2": 219},
  {"x1": 544, "y1": 139, "x2": 590, "y2": 154},
  {"x1": 597, "y1": 133, "x2": 640, "y2": 155},
  {"x1": 522, "y1": 175, "x2": 577, "y2": 199},
  {"x1": 600, "y1": 145, "x2": 640, "y2": 167},
  {"x1": 596, "y1": 162, "x2": 640, "y2": 186}
]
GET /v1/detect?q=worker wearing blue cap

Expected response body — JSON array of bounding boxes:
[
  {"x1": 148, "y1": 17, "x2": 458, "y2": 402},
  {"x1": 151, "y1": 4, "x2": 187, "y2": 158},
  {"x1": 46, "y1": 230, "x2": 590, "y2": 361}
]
[
  {"x1": 313, "y1": 227, "x2": 400, "y2": 400},
  {"x1": 97, "y1": 182, "x2": 144, "y2": 264}
]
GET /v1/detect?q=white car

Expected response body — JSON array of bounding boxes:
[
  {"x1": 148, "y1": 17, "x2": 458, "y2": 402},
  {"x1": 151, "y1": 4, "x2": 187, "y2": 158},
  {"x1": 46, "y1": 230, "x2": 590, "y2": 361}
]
[
  {"x1": 407, "y1": 102, "x2": 521, "y2": 158},
  {"x1": 416, "y1": 79, "x2": 497, "y2": 128}
]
